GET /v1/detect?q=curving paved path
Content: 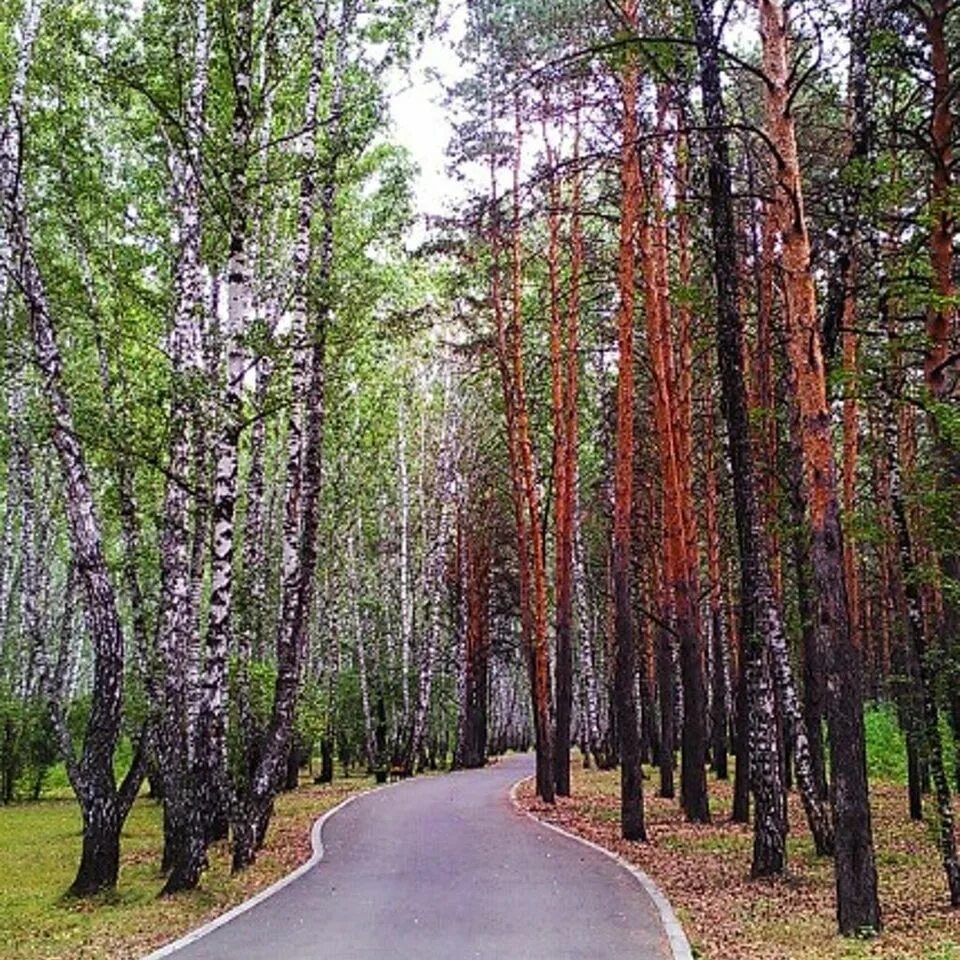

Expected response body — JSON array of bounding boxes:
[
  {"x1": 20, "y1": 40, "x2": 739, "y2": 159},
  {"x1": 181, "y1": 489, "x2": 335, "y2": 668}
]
[{"x1": 149, "y1": 754, "x2": 677, "y2": 960}]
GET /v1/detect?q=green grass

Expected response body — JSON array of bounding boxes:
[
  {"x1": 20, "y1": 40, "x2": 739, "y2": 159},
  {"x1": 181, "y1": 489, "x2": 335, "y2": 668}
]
[
  {"x1": 863, "y1": 702, "x2": 960, "y2": 787},
  {"x1": 865, "y1": 704, "x2": 910, "y2": 784},
  {"x1": 0, "y1": 775, "x2": 373, "y2": 960},
  {"x1": 0, "y1": 795, "x2": 169, "y2": 959}
]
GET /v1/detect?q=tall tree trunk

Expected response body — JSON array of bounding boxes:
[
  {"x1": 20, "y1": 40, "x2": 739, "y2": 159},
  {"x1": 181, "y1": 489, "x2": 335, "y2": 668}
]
[
  {"x1": 562, "y1": 97, "x2": 584, "y2": 776},
  {"x1": 829, "y1": 0, "x2": 873, "y2": 676},
  {"x1": 232, "y1": 0, "x2": 347, "y2": 871},
  {"x1": 22, "y1": 240, "x2": 138, "y2": 897},
  {"x1": 510, "y1": 95, "x2": 554, "y2": 803},
  {"x1": 923, "y1": 0, "x2": 960, "y2": 804},
  {"x1": 705, "y1": 392, "x2": 728, "y2": 780},
  {"x1": 690, "y1": 0, "x2": 786, "y2": 875},
  {"x1": 547, "y1": 92, "x2": 574, "y2": 798},
  {"x1": 751, "y1": 188, "x2": 834, "y2": 853},
  {"x1": 489, "y1": 95, "x2": 554, "y2": 802},
  {"x1": 2, "y1": 0, "x2": 146, "y2": 897},
  {"x1": 613, "y1": 1, "x2": 645, "y2": 841},
  {"x1": 760, "y1": 0, "x2": 880, "y2": 929},
  {"x1": 174, "y1": 0, "x2": 259, "y2": 889},
  {"x1": 639, "y1": 92, "x2": 708, "y2": 821},
  {"x1": 157, "y1": 0, "x2": 211, "y2": 893}
]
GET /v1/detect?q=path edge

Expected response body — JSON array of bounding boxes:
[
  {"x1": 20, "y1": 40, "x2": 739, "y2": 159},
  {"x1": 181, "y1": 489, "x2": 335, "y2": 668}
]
[
  {"x1": 509, "y1": 776, "x2": 694, "y2": 960},
  {"x1": 140, "y1": 783, "x2": 389, "y2": 960}
]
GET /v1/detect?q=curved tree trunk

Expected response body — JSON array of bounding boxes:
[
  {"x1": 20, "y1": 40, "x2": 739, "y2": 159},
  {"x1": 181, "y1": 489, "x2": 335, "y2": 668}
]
[{"x1": 2, "y1": 0, "x2": 143, "y2": 897}]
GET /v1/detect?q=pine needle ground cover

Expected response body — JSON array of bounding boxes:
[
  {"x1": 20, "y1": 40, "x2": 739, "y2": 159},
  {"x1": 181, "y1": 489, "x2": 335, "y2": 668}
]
[
  {"x1": 518, "y1": 756, "x2": 960, "y2": 960},
  {"x1": 0, "y1": 776, "x2": 372, "y2": 960}
]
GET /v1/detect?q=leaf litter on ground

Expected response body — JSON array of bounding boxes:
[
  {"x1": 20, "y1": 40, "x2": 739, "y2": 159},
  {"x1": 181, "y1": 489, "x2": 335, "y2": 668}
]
[{"x1": 516, "y1": 764, "x2": 960, "y2": 960}]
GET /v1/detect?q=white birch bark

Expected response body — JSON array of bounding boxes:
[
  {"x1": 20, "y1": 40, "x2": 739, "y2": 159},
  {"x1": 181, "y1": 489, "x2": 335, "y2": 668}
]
[
  {"x1": 349, "y1": 517, "x2": 377, "y2": 771},
  {"x1": 453, "y1": 498, "x2": 468, "y2": 768},
  {"x1": 238, "y1": 0, "x2": 281, "y2": 663},
  {"x1": 0, "y1": 0, "x2": 41, "y2": 306},
  {"x1": 11, "y1": 157, "x2": 133, "y2": 896},
  {"x1": 156, "y1": 0, "x2": 211, "y2": 893},
  {"x1": 0, "y1": 470, "x2": 16, "y2": 656},
  {"x1": 234, "y1": 1, "x2": 356, "y2": 871},
  {"x1": 268, "y1": 0, "x2": 338, "y2": 692},
  {"x1": 194, "y1": 0, "x2": 256, "y2": 854},
  {"x1": 398, "y1": 394, "x2": 413, "y2": 720},
  {"x1": 1, "y1": 4, "x2": 140, "y2": 893},
  {"x1": 573, "y1": 493, "x2": 602, "y2": 760},
  {"x1": 410, "y1": 370, "x2": 457, "y2": 770},
  {"x1": 273, "y1": 3, "x2": 327, "y2": 659}
]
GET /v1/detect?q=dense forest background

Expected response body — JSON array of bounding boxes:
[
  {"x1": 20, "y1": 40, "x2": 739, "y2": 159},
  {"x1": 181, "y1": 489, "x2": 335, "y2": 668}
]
[{"x1": 1, "y1": 0, "x2": 958, "y2": 943}]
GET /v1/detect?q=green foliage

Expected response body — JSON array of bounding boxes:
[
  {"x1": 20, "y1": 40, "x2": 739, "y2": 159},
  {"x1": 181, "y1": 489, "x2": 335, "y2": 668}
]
[
  {"x1": 864, "y1": 704, "x2": 908, "y2": 785},
  {"x1": 0, "y1": 694, "x2": 58, "y2": 803},
  {"x1": 296, "y1": 676, "x2": 327, "y2": 754}
]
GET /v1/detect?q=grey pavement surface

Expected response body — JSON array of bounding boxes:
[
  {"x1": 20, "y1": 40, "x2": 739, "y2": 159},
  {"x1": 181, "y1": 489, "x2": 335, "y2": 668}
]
[{"x1": 157, "y1": 753, "x2": 674, "y2": 960}]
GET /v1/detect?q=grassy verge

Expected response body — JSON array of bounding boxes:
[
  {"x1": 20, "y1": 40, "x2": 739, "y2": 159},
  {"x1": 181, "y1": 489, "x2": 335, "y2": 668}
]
[
  {"x1": 517, "y1": 763, "x2": 960, "y2": 960},
  {"x1": 0, "y1": 775, "x2": 374, "y2": 960}
]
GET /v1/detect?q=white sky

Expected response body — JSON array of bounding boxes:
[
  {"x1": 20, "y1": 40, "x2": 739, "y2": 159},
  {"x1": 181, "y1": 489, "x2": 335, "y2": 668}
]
[{"x1": 387, "y1": 1, "x2": 468, "y2": 234}]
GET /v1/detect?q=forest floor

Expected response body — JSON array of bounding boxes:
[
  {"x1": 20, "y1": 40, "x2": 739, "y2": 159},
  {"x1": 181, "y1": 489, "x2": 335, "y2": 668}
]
[
  {"x1": 0, "y1": 773, "x2": 374, "y2": 960},
  {"x1": 517, "y1": 763, "x2": 960, "y2": 960}
]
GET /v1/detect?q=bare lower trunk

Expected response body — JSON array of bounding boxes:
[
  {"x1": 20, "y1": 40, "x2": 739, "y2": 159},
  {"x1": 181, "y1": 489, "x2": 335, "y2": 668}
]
[
  {"x1": 732, "y1": 613, "x2": 751, "y2": 823},
  {"x1": 574, "y1": 520, "x2": 602, "y2": 762},
  {"x1": 705, "y1": 395, "x2": 728, "y2": 779},
  {"x1": 656, "y1": 617, "x2": 676, "y2": 799}
]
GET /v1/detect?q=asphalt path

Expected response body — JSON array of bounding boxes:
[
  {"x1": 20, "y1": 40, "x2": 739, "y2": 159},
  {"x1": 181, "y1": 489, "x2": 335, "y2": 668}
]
[{"x1": 152, "y1": 753, "x2": 676, "y2": 960}]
